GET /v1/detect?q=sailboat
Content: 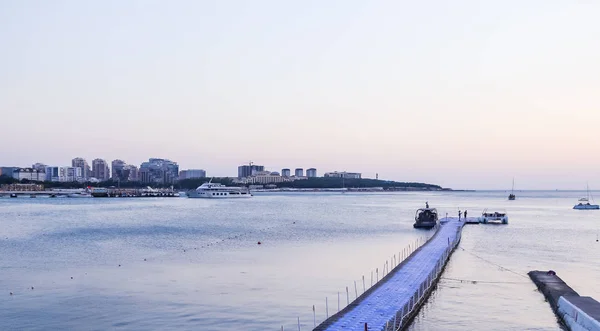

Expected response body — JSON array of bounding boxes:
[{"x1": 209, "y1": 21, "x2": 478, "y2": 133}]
[
  {"x1": 508, "y1": 178, "x2": 516, "y2": 200},
  {"x1": 573, "y1": 184, "x2": 599, "y2": 210}
]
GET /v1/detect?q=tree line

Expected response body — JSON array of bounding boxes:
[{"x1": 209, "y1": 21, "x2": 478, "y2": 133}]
[{"x1": 0, "y1": 175, "x2": 442, "y2": 190}]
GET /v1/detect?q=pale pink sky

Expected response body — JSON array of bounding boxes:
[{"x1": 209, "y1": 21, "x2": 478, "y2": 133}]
[{"x1": 1, "y1": 1, "x2": 599, "y2": 189}]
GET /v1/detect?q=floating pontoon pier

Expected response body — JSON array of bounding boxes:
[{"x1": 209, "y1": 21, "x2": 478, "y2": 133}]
[{"x1": 314, "y1": 217, "x2": 472, "y2": 331}]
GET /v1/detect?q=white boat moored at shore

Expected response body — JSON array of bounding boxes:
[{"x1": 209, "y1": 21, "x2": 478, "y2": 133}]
[{"x1": 187, "y1": 181, "x2": 252, "y2": 199}]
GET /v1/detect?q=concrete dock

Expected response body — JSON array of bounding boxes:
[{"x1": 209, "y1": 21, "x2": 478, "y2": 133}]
[
  {"x1": 529, "y1": 270, "x2": 600, "y2": 331},
  {"x1": 314, "y1": 217, "x2": 467, "y2": 331}
]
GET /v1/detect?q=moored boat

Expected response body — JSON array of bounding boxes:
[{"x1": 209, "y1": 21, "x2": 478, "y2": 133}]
[
  {"x1": 478, "y1": 209, "x2": 508, "y2": 224},
  {"x1": 90, "y1": 188, "x2": 109, "y2": 197},
  {"x1": 573, "y1": 184, "x2": 599, "y2": 210},
  {"x1": 413, "y1": 208, "x2": 438, "y2": 229},
  {"x1": 508, "y1": 178, "x2": 516, "y2": 200}
]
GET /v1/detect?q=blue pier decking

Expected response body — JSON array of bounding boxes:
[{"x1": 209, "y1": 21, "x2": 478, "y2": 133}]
[{"x1": 315, "y1": 217, "x2": 467, "y2": 331}]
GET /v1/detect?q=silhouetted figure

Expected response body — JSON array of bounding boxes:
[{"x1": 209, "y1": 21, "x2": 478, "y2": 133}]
[
  {"x1": 426, "y1": 201, "x2": 429, "y2": 208},
  {"x1": 464, "y1": 210, "x2": 468, "y2": 219},
  {"x1": 458, "y1": 210, "x2": 462, "y2": 220}
]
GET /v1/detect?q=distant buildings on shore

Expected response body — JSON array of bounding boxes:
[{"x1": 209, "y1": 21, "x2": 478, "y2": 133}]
[
  {"x1": 1, "y1": 158, "x2": 367, "y2": 185},
  {"x1": 232, "y1": 163, "x2": 361, "y2": 184}
]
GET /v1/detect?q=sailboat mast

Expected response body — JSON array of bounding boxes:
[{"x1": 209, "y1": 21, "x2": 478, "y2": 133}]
[
  {"x1": 588, "y1": 183, "x2": 590, "y2": 201},
  {"x1": 511, "y1": 178, "x2": 515, "y2": 194}
]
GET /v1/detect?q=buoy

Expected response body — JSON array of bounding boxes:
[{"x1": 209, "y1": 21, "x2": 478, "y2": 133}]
[
  {"x1": 10, "y1": 292, "x2": 13, "y2": 295},
  {"x1": 31, "y1": 287, "x2": 34, "y2": 290},
  {"x1": 71, "y1": 277, "x2": 73, "y2": 279},
  {"x1": 118, "y1": 264, "x2": 121, "y2": 267},
  {"x1": 144, "y1": 258, "x2": 147, "y2": 261},
  {"x1": 257, "y1": 241, "x2": 262, "y2": 245}
]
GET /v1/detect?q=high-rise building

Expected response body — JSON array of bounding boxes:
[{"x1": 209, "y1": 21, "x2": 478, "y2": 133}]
[
  {"x1": 65, "y1": 167, "x2": 83, "y2": 182},
  {"x1": 45, "y1": 166, "x2": 67, "y2": 182},
  {"x1": 72, "y1": 157, "x2": 91, "y2": 179},
  {"x1": 295, "y1": 168, "x2": 304, "y2": 177},
  {"x1": 179, "y1": 169, "x2": 206, "y2": 180},
  {"x1": 0, "y1": 167, "x2": 17, "y2": 178},
  {"x1": 32, "y1": 163, "x2": 48, "y2": 172},
  {"x1": 125, "y1": 165, "x2": 139, "y2": 181},
  {"x1": 306, "y1": 168, "x2": 317, "y2": 178},
  {"x1": 238, "y1": 164, "x2": 264, "y2": 178},
  {"x1": 92, "y1": 159, "x2": 110, "y2": 181},
  {"x1": 139, "y1": 158, "x2": 179, "y2": 184},
  {"x1": 111, "y1": 159, "x2": 127, "y2": 181},
  {"x1": 281, "y1": 168, "x2": 291, "y2": 177}
]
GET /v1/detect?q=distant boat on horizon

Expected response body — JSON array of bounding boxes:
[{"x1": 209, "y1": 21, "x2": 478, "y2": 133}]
[{"x1": 508, "y1": 178, "x2": 516, "y2": 200}]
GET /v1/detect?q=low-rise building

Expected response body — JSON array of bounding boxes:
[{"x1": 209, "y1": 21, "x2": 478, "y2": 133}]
[
  {"x1": 1, "y1": 183, "x2": 44, "y2": 191},
  {"x1": 324, "y1": 171, "x2": 362, "y2": 179},
  {"x1": 13, "y1": 168, "x2": 46, "y2": 181},
  {"x1": 248, "y1": 171, "x2": 286, "y2": 184}
]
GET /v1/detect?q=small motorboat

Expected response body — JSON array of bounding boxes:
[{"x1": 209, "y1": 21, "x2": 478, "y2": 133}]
[
  {"x1": 10, "y1": 193, "x2": 18, "y2": 198},
  {"x1": 413, "y1": 208, "x2": 438, "y2": 229},
  {"x1": 478, "y1": 209, "x2": 508, "y2": 224}
]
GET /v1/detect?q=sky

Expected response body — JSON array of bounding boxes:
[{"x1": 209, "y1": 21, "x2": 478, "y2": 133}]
[{"x1": 1, "y1": 0, "x2": 600, "y2": 190}]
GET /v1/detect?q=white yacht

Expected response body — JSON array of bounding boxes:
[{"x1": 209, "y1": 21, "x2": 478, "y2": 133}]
[
  {"x1": 478, "y1": 209, "x2": 508, "y2": 224},
  {"x1": 187, "y1": 182, "x2": 252, "y2": 199}
]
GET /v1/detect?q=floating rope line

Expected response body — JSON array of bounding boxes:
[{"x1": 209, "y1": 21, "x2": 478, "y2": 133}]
[
  {"x1": 457, "y1": 247, "x2": 529, "y2": 279},
  {"x1": 441, "y1": 277, "x2": 529, "y2": 285}
]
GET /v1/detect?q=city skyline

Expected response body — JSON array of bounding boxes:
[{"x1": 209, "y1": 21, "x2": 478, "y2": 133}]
[{"x1": 2, "y1": 1, "x2": 600, "y2": 190}]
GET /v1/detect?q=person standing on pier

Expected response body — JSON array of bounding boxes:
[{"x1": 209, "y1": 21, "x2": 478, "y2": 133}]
[
  {"x1": 458, "y1": 210, "x2": 462, "y2": 220},
  {"x1": 464, "y1": 210, "x2": 468, "y2": 220},
  {"x1": 426, "y1": 201, "x2": 429, "y2": 208}
]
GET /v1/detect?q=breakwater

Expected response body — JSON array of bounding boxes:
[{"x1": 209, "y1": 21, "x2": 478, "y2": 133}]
[
  {"x1": 529, "y1": 270, "x2": 600, "y2": 331},
  {"x1": 314, "y1": 217, "x2": 466, "y2": 331}
]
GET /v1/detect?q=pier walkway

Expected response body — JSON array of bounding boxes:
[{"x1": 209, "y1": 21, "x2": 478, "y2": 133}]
[{"x1": 315, "y1": 217, "x2": 468, "y2": 331}]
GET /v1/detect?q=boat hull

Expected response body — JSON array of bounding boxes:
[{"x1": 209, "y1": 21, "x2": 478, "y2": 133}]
[
  {"x1": 413, "y1": 222, "x2": 436, "y2": 229},
  {"x1": 573, "y1": 204, "x2": 599, "y2": 210},
  {"x1": 187, "y1": 191, "x2": 252, "y2": 199}
]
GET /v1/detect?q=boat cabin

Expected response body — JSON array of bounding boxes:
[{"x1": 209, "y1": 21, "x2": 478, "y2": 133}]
[{"x1": 478, "y1": 209, "x2": 508, "y2": 224}]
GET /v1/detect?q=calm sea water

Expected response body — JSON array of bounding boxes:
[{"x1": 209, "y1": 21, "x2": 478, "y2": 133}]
[{"x1": 1, "y1": 191, "x2": 598, "y2": 330}]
